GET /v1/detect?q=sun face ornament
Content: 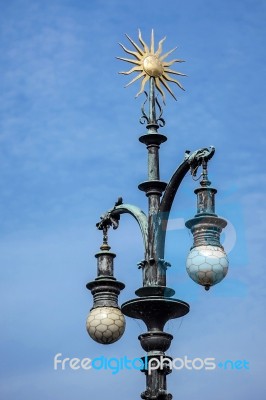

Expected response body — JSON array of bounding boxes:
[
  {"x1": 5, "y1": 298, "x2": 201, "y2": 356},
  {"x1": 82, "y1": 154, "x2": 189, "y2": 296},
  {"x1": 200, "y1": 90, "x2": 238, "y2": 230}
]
[{"x1": 117, "y1": 29, "x2": 186, "y2": 102}]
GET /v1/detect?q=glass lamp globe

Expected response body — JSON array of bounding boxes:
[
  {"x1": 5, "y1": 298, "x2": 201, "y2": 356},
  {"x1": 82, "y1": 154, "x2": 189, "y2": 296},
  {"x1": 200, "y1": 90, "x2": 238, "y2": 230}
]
[
  {"x1": 186, "y1": 245, "x2": 229, "y2": 290},
  {"x1": 86, "y1": 306, "x2": 126, "y2": 344}
]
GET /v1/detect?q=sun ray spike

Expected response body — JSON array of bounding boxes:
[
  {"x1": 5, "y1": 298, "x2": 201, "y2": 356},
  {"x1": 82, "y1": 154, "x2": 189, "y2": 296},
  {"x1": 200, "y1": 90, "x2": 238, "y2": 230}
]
[
  {"x1": 116, "y1": 56, "x2": 140, "y2": 65},
  {"x1": 135, "y1": 75, "x2": 150, "y2": 97},
  {"x1": 164, "y1": 73, "x2": 185, "y2": 91},
  {"x1": 118, "y1": 43, "x2": 142, "y2": 59},
  {"x1": 125, "y1": 34, "x2": 144, "y2": 56},
  {"x1": 164, "y1": 68, "x2": 187, "y2": 76},
  {"x1": 119, "y1": 66, "x2": 143, "y2": 75},
  {"x1": 159, "y1": 77, "x2": 177, "y2": 100},
  {"x1": 138, "y1": 29, "x2": 149, "y2": 53},
  {"x1": 150, "y1": 29, "x2": 154, "y2": 54},
  {"x1": 163, "y1": 59, "x2": 185, "y2": 67},
  {"x1": 125, "y1": 72, "x2": 145, "y2": 87},
  {"x1": 155, "y1": 36, "x2": 166, "y2": 57},
  {"x1": 160, "y1": 47, "x2": 177, "y2": 61}
]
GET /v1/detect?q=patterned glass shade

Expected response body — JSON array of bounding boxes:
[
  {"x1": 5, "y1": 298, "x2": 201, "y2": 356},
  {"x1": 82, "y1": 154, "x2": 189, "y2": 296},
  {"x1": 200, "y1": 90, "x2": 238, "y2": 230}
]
[
  {"x1": 186, "y1": 245, "x2": 229, "y2": 290},
  {"x1": 86, "y1": 306, "x2": 125, "y2": 344}
]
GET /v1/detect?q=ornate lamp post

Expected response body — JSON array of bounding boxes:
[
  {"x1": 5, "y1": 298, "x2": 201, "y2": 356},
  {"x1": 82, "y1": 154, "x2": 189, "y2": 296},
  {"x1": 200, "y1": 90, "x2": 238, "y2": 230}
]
[{"x1": 86, "y1": 30, "x2": 229, "y2": 400}]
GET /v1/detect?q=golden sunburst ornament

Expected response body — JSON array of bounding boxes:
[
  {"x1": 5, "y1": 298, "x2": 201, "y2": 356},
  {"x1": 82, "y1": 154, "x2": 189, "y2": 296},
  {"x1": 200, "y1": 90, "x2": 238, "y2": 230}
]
[{"x1": 117, "y1": 29, "x2": 186, "y2": 102}]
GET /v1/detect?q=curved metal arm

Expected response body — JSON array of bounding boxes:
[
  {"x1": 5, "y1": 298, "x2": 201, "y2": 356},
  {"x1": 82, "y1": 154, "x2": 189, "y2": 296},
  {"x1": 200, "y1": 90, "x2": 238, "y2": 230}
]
[
  {"x1": 155, "y1": 146, "x2": 215, "y2": 259},
  {"x1": 98, "y1": 203, "x2": 148, "y2": 258},
  {"x1": 112, "y1": 204, "x2": 148, "y2": 254},
  {"x1": 160, "y1": 160, "x2": 190, "y2": 216},
  {"x1": 155, "y1": 159, "x2": 190, "y2": 259}
]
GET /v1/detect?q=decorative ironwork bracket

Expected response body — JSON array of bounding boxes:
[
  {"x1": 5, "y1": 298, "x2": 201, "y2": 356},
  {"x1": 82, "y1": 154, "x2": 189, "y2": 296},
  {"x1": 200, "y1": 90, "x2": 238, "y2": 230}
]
[{"x1": 140, "y1": 91, "x2": 165, "y2": 127}]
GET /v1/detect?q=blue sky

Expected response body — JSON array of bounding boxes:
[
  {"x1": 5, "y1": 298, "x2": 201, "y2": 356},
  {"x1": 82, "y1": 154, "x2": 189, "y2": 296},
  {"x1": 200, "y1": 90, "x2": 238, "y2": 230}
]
[{"x1": 0, "y1": 0, "x2": 265, "y2": 399}]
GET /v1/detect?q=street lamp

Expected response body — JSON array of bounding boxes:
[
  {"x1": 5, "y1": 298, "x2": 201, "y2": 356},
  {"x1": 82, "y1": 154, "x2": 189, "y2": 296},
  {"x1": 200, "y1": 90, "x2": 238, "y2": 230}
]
[{"x1": 86, "y1": 30, "x2": 229, "y2": 400}]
